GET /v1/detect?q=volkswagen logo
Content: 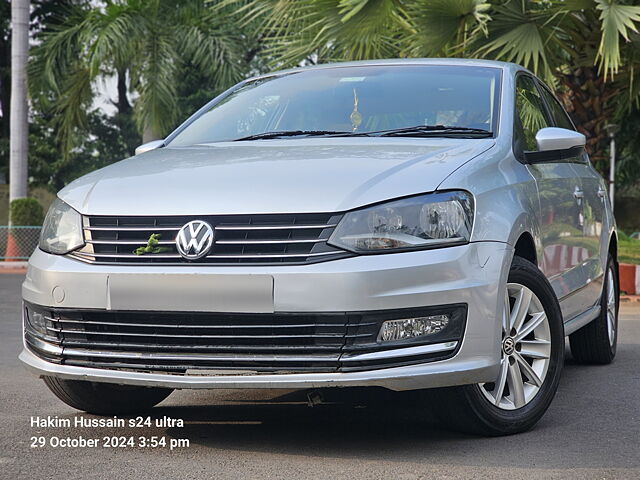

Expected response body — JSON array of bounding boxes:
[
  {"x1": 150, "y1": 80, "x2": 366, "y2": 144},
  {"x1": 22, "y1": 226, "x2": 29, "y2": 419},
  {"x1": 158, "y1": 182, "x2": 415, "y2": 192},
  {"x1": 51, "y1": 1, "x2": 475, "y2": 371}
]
[
  {"x1": 176, "y1": 220, "x2": 215, "y2": 260},
  {"x1": 502, "y1": 336, "x2": 516, "y2": 356}
]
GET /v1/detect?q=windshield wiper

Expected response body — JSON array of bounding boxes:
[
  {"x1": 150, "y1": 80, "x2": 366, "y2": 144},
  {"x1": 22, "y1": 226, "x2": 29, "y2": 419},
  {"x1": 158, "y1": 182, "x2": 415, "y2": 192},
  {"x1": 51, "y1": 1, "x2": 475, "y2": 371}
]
[
  {"x1": 232, "y1": 125, "x2": 491, "y2": 141},
  {"x1": 233, "y1": 130, "x2": 359, "y2": 141},
  {"x1": 369, "y1": 125, "x2": 493, "y2": 138}
]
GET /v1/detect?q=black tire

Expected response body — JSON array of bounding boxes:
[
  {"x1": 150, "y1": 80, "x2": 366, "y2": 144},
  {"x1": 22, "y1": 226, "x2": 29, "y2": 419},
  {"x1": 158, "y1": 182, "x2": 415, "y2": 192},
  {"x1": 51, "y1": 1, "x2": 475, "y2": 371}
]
[
  {"x1": 43, "y1": 377, "x2": 173, "y2": 415},
  {"x1": 569, "y1": 254, "x2": 619, "y2": 364},
  {"x1": 432, "y1": 256, "x2": 564, "y2": 436}
]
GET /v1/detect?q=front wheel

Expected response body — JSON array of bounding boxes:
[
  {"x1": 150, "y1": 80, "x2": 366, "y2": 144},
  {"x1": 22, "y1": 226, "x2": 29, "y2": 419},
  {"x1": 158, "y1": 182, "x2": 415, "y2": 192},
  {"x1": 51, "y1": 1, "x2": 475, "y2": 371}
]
[{"x1": 434, "y1": 256, "x2": 564, "y2": 436}]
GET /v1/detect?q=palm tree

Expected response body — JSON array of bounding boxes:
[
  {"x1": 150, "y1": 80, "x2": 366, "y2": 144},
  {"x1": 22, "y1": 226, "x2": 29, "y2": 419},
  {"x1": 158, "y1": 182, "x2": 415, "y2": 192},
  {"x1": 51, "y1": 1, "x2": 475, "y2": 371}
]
[
  {"x1": 30, "y1": 0, "x2": 251, "y2": 155},
  {"x1": 469, "y1": 0, "x2": 640, "y2": 162},
  {"x1": 228, "y1": 0, "x2": 640, "y2": 164},
  {"x1": 9, "y1": 0, "x2": 29, "y2": 204}
]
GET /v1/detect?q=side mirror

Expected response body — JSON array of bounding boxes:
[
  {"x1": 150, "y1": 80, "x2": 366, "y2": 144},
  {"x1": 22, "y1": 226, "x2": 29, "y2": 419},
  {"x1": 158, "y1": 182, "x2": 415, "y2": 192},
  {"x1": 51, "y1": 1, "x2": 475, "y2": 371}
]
[
  {"x1": 135, "y1": 139, "x2": 165, "y2": 156},
  {"x1": 535, "y1": 127, "x2": 585, "y2": 152}
]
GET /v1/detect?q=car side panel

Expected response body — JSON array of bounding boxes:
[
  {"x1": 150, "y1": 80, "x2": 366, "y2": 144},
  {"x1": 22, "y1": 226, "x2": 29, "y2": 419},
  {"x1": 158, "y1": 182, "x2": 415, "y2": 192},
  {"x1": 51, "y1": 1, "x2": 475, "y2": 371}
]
[
  {"x1": 570, "y1": 155, "x2": 611, "y2": 297},
  {"x1": 526, "y1": 160, "x2": 600, "y2": 320},
  {"x1": 532, "y1": 76, "x2": 609, "y2": 318}
]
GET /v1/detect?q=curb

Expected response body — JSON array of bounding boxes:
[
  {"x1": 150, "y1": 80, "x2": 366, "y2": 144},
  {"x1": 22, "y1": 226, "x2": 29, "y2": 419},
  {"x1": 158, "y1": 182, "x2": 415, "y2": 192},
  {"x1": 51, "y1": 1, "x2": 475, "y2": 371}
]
[
  {"x1": 0, "y1": 261, "x2": 28, "y2": 274},
  {"x1": 0, "y1": 261, "x2": 28, "y2": 269},
  {"x1": 619, "y1": 263, "x2": 640, "y2": 295},
  {"x1": 621, "y1": 295, "x2": 640, "y2": 303}
]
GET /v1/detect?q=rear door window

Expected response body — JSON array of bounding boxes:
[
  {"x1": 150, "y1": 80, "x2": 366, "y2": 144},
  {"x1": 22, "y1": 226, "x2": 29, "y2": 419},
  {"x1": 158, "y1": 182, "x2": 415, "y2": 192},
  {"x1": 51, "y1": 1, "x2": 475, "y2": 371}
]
[
  {"x1": 514, "y1": 75, "x2": 551, "y2": 152},
  {"x1": 538, "y1": 85, "x2": 575, "y2": 131}
]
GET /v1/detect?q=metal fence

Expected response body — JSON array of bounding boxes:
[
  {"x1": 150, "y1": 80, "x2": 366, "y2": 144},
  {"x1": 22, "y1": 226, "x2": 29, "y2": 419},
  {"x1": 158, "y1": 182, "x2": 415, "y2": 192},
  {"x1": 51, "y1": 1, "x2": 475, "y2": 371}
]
[{"x1": 0, "y1": 226, "x2": 41, "y2": 260}]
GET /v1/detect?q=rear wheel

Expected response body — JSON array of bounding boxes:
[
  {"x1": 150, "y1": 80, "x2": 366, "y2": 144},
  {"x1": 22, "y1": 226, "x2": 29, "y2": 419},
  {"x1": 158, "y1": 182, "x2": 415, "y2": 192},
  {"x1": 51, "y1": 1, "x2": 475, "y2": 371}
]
[
  {"x1": 569, "y1": 255, "x2": 618, "y2": 364},
  {"x1": 434, "y1": 256, "x2": 564, "y2": 436},
  {"x1": 43, "y1": 377, "x2": 173, "y2": 415}
]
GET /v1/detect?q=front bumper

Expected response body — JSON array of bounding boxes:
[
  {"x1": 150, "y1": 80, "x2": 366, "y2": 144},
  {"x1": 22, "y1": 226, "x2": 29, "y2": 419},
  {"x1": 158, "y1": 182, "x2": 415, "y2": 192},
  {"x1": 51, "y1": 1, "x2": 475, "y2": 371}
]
[{"x1": 20, "y1": 241, "x2": 512, "y2": 391}]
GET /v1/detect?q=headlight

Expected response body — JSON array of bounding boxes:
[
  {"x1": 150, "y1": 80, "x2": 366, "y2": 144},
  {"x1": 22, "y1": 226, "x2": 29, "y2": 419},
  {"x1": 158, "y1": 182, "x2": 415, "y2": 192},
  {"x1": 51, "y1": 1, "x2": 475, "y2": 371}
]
[
  {"x1": 328, "y1": 191, "x2": 474, "y2": 253},
  {"x1": 39, "y1": 198, "x2": 84, "y2": 254}
]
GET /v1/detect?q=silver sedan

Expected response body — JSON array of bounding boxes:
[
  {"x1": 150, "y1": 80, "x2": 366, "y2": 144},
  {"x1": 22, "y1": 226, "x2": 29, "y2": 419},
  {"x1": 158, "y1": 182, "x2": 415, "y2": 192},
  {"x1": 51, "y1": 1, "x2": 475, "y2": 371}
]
[{"x1": 20, "y1": 59, "x2": 618, "y2": 435}]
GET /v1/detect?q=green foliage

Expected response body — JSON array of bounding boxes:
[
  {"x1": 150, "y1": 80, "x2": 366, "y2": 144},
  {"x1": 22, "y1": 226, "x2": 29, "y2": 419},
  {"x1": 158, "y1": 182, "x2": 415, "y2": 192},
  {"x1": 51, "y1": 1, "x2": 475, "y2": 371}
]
[
  {"x1": 230, "y1": 0, "x2": 640, "y2": 84},
  {"x1": 10, "y1": 198, "x2": 44, "y2": 226},
  {"x1": 595, "y1": 0, "x2": 640, "y2": 78},
  {"x1": 219, "y1": 0, "x2": 408, "y2": 67},
  {"x1": 133, "y1": 233, "x2": 170, "y2": 255},
  {"x1": 30, "y1": 0, "x2": 254, "y2": 153},
  {"x1": 615, "y1": 232, "x2": 640, "y2": 265},
  {"x1": 28, "y1": 109, "x2": 140, "y2": 191},
  {"x1": 1, "y1": 0, "x2": 637, "y2": 207},
  {"x1": 616, "y1": 107, "x2": 640, "y2": 192},
  {"x1": 405, "y1": 0, "x2": 490, "y2": 57},
  {"x1": 225, "y1": 0, "x2": 640, "y2": 176}
]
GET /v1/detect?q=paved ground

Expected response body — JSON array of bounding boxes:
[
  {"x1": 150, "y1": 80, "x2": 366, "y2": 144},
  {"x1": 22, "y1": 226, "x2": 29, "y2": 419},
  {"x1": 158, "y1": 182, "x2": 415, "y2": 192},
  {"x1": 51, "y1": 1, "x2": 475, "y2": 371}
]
[{"x1": 1, "y1": 273, "x2": 638, "y2": 480}]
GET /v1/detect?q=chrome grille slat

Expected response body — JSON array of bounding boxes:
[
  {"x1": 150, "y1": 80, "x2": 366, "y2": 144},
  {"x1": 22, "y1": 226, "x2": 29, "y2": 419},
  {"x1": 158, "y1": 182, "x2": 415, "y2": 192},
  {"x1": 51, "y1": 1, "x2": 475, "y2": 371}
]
[
  {"x1": 73, "y1": 252, "x2": 182, "y2": 259},
  {"x1": 63, "y1": 348, "x2": 342, "y2": 363},
  {"x1": 214, "y1": 224, "x2": 337, "y2": 230},
  {"x1": 87, "y1": 226, "x2": 181, "y2": 231},
  {"x1": 62, "y1": 360, "x2": 336, "y2": 372},
  {"x1": 87, "y1": 239, "x2": 176, "y2": 245},
  {"x1": 57, "y1": 329, "x2": 351, "y2": 339},
  {"x1": 75, "y1": 213, "x2": 348, "y2": 265},
  {"x1": 58, "y1": 341, "x2": 347, "y2": 352},
  {"x1": 52, "y1": 318, "x2": 361, "y2": 329},
  {"x1": 216, "y1": 238, "x2": 328, "y2": 245},
  {"x1": 72, "y1": 251, "x2": 339, "y2": 260}
]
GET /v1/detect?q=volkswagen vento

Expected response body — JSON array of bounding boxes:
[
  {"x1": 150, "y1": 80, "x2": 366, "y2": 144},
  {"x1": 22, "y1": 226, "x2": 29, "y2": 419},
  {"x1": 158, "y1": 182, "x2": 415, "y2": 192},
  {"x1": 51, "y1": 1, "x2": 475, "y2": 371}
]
[{"x1": 20, "y1": 59, "x2": 619, "y2": 435}]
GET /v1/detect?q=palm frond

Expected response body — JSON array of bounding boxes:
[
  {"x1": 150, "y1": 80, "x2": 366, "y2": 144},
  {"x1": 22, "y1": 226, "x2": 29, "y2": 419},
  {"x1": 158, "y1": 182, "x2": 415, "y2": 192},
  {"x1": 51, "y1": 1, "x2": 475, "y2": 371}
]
[
  {"x1": 404, "y1": 0, "x2": 490, "y2": 57},
  {"x1": 595, "y1": 0, "x2": 640, "y2": 78},
  {"x1": 177, "y1": 7, "x2": 247, "y2": 86},
  {"x1": 130, "y1": 29, "x2": 179, "y2": 138},
  {"x1": 474, "y1": 1, "x2": 564, "y2": 83},
  {"x1": 31, "y1": 0, "x2": 255, "y2": 149},
  {"x1": 29, "y1": 4, "x2": 92, "y2": 95},
  {"x1": 85, "y1": 2, "x2": 142, "y2": 76},
  {"x1": 220, "y1": 0, "x2": 407, "y2": 67},
  {"x1": 52, "y1": 64, "x2": 94, "y2": 159}
]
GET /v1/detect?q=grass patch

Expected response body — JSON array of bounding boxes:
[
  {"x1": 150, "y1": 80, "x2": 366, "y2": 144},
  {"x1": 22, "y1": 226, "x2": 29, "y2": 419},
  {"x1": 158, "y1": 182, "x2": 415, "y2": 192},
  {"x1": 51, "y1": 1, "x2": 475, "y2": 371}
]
[{"x1": 619, "y1": 235, "x2": 640, "y2": 265}]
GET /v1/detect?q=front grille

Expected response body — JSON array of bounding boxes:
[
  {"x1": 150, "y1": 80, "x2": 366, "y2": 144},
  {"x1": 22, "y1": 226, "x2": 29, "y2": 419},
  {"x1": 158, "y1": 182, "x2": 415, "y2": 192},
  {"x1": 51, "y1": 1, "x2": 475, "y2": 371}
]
[
  {"x1": 69, "y1": 213, "x2": 350, "y2": 265},
  {"x1": 25, "y1": 305, "x2": 467, "y2": 373}
]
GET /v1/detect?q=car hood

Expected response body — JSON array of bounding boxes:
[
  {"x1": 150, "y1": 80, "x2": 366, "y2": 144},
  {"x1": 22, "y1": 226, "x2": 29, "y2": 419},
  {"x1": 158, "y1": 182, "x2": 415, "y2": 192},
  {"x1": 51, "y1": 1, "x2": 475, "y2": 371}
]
[{"x1": 59, "y1": 138, "x2": 495, "y2": 215}]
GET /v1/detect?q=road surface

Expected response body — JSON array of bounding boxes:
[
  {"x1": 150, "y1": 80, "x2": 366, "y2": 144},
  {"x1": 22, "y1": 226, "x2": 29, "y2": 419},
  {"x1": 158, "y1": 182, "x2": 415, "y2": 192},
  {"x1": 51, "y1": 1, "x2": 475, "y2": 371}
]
[{"x1": 1, "y1": 273, "x2": 638, "y2": 479}]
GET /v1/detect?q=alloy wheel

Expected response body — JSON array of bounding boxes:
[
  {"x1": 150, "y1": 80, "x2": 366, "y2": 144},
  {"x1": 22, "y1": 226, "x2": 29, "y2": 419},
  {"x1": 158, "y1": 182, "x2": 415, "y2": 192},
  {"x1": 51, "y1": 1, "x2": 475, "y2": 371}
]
[
  {"x1": 606, "y1": 267, "x2": 617, "y2": 347},
  {"x1": 479, "y1": 283, "x2": 552, "y2": 410}
]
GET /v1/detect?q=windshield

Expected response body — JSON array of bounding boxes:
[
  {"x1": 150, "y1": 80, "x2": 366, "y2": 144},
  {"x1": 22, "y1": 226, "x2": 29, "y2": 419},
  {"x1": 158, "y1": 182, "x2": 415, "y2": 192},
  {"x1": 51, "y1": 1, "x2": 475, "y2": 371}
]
[{"x1": 168, "y1": 65, "x2": 502, "y2": 145}]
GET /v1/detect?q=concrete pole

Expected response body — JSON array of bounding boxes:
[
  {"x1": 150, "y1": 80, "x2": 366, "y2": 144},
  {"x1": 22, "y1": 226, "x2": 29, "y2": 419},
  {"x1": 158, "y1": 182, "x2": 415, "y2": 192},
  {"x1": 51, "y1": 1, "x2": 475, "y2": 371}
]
[{"x1": 9, "y1": 0, "x2": 30, "y2": 208}]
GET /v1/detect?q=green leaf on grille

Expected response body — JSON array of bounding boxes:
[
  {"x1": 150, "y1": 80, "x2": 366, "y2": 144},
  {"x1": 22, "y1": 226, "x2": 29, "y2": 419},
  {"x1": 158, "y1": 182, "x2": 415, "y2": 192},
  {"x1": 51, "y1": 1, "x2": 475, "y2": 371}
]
[{"x1": 133, "y1": 233, "x2": 171, "y2": 255}]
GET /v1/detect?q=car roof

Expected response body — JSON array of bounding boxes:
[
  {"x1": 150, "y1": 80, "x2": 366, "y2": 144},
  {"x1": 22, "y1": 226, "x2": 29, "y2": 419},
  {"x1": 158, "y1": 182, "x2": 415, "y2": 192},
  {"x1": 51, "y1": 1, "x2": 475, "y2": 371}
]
[{"x1": 247, "y1": 58, "x2": 530, "y2": 82}]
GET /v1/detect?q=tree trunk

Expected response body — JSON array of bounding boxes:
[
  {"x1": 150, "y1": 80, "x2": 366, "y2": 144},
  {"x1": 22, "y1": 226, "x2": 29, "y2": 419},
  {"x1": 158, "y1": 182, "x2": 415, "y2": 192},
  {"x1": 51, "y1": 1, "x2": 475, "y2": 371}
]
[
  {"x1": 115, "y1": 67, "x2": 131, "y2": 115},
  {"x1": 9, "y1": 0, "x2": 29, "y2": 207}
]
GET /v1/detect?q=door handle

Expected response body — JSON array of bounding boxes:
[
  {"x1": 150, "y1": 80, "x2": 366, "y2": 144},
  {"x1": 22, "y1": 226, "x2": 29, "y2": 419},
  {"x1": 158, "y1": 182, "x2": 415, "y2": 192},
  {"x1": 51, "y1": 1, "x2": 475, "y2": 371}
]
[
  {"x1": 597, "y1": 187, "x2": 607, "y2": 199},
  {"x1": 573, "y1": 186, "x2": 584, "y2": 200}
]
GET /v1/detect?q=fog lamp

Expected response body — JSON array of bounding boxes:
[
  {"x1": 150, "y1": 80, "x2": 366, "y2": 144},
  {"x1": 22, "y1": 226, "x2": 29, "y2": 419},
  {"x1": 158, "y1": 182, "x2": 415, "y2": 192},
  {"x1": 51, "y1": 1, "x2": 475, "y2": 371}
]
[
  {"x1": 378, "y1": 314, "x2": 449, "y2": 342},
  {"x1": 26, "y1": 307, "x2": 48, "y2": 335}
]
